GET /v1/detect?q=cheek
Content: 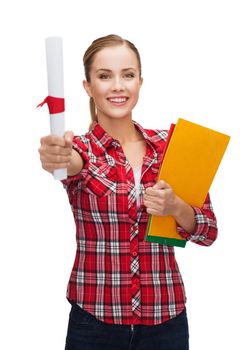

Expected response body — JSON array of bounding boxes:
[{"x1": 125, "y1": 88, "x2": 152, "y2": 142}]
[
  {"x1": 129, "y1": 83, "x2": 141, "y2": 98},
  {"x1": 130, "y1": 89, "x2": 140, "y2": 107},
  {"x1": 92, "y1": 82, "x2": 109, "y2": 97}
]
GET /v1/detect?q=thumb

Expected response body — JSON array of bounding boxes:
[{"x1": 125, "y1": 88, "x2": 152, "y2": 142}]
[
  {"x1": 64, "y1": 131, "x2": 74, "y2": 146},
  {"x1": 153, "y1": 179, "x2": 171, "y2": 190}
]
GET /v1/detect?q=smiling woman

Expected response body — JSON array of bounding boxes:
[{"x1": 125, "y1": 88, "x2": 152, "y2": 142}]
[{"x1": 38, "y1": 34, "x2": 218, "y2": 350}]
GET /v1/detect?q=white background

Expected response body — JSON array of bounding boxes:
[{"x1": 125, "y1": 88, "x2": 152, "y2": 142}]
[{"x1": 0, "y1": 0, "x2": 239, "y2": 349}]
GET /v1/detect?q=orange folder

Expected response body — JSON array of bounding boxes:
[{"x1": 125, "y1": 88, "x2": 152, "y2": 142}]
[{"x1": 145, "y1": 118, "x2": 230, "y2": 247}]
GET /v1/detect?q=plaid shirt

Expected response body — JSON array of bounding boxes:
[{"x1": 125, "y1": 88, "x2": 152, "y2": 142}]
[{"x1": 62, "y1": 121, "x2": 218, "y2": 325}]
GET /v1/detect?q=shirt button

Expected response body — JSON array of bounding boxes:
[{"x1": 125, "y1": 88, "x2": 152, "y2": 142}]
[
  {"x1": 132, "y1": 251, "x2": 138, "y2": 257},
  {"x1": 132, "y1": 278, "x2": 140, "y2": 289}
]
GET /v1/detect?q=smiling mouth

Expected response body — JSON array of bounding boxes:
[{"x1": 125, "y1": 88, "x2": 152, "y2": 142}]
[{"x1": 107, "y1": 97, "x2": 129, "y2": 105}]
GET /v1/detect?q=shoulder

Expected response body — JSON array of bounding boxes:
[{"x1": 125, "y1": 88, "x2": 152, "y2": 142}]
[
  {"x1": 142, "y1": 127, "x2": 169, "y2": 144},
  {"x1": 134, "y1": 121, "x2": 169, "y2": 143}
]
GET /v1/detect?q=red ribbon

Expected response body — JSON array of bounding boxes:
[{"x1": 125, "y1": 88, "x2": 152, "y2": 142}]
[{"x1": 37, "y1": 96, "x2": 65, "y2": 114}]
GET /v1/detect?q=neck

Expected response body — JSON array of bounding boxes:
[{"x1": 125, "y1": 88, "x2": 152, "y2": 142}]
[{"x1": 97, "y1": 116, "x2": 142, "y2": 144}]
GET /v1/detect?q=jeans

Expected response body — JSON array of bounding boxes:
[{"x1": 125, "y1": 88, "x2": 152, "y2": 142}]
[{"x1": 65, "y1": 303, "x2": 189, "y2": 350}]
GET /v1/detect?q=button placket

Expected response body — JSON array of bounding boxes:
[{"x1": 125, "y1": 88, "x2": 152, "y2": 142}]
[{"x1": 130, "y1": 222, "x2": 141, "y2": 318}]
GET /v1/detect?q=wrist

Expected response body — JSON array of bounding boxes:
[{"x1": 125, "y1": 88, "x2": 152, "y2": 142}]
[
  {"x1": 67, "y1": 149, "x2": 83, "y2": 176},
  {"x1": 173, "y1": 196, "x2": 196, "y2": 234},
  {"x1": 172, "y1": 196, "x2": 184, "y2": 219}
]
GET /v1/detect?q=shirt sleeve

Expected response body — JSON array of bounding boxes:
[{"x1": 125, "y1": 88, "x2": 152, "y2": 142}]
[{"x1": 176, "y1": 193, "x2": 218, "y2": 246}]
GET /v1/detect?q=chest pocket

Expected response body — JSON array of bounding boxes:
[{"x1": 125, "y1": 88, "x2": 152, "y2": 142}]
[{"x1": 81, "y1": 162, "x2": 117, "y2": 197}]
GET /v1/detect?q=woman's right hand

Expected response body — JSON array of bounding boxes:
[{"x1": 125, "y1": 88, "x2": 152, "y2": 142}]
[{"x1": 38, "y1": 131, "x2": 74, "y2": 173}]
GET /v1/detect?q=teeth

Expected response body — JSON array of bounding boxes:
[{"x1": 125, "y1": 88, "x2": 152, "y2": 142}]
[{"x1": 109, "y1": 97, "x2": 127, "y2": 103}]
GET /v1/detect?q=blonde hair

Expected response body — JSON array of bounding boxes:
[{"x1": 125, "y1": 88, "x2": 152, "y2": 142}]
[{"x1": 83, "y1": 34, "x2": 142, "y2": 130}]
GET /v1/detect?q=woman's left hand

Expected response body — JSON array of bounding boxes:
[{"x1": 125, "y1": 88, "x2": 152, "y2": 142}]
[
  {"x1": 143, "y1": 180, "x2": 180, "y2": 217},
  {"x1": 143, "y1": 179, "x2": 196, "y2": 233}
]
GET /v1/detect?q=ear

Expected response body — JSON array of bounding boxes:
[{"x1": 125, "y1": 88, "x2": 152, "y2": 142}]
[
  {"x1": 82, "y1": 80, "x2": 93, "y2": 97},
  {"x1": 140, "y1": 77, "x2": 143, "y2": 87}
]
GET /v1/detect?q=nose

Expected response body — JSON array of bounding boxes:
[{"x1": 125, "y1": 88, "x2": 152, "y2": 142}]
[{"x1": 111, "y1": 76, "x2": 124, "y2": 91}]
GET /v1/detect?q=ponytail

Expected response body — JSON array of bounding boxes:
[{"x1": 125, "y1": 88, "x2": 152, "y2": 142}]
[{"x1": 89, "y1": 97, "x2": 97, "y2": 131}]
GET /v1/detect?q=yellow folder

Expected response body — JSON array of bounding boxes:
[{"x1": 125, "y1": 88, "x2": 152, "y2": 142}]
[{"x1": 145, "y1": 118, "x2": 230, "y2": 247}]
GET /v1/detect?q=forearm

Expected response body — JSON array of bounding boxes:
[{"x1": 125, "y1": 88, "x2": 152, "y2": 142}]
[{"x1": 176, "y1": 194, "x2": 218, "y2": 246}]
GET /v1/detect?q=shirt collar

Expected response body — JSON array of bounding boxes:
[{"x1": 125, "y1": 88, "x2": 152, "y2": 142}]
[{"x1": 89, "y1": 120, "x2": 157, "y2": 150}]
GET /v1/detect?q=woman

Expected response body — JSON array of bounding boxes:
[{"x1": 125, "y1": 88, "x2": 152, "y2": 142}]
[{"x1": 39, "y1": 34, "x2": 217, "y2": 350}]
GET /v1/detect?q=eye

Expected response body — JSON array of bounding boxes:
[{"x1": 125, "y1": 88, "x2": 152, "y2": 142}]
[
  {"x1": 99, "y1": 73, "x2": 111, "y2": 80},
  {"x1": 124, "y1": 72, "x2": 135, "y2": 79}
]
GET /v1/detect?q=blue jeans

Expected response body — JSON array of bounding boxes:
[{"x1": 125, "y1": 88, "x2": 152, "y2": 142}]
[{"x1": 65, "y1": 303, "x2": 189, "y2": 350}]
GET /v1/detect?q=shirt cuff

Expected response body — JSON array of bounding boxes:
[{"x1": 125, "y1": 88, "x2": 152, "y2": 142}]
[{"x1": 176, "y1": 206, "x2": 217, "y2": 245}]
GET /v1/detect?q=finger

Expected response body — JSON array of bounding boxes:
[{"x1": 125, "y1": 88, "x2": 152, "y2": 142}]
[
  {"x1": 64, "y1": 131, "x2": 74, "y2": 147},
  {"x1": 143, "y1": 197, "x2": 163, "y2": 209},
  {"x1": 47, "y1": 144, "x2": 72, "y2": 156},
  {"x1": 39, "y1": 144, "x2": 71, "y2": 160},
  {"x1": 145, "y1": 187, "x2": 165, "y2": 198},
  {"x1": 145, "y1": 187, "x2": 157, "y2": 196},
  {"x1": 146, "y1": 207, "x2": 164, "y2": 216},
  {"x1": 40, "y1": 135, "x2": 66, "y2": 147},
  {"x1": 41, "y1": 152, "x2": 72, "y2": 164},
  {"x1": 143, "y1": 193, "x2": 160, "y2": 202},
  {"x1": 153, "y1": 179, "x2": 171, "y2": 190},
  {"x1": 42, "y1": 161, "x2": 71, "y2": 172}
]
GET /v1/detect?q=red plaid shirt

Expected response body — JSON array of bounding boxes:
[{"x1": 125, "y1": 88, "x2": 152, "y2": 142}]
[{"x1": 62, "y1": 121, "x2": 218, "y2": 325}]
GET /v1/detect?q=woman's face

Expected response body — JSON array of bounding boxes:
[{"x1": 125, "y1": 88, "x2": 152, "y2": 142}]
[{"x1": 83, "y1": 45, "x2": 143, "y2": 123}]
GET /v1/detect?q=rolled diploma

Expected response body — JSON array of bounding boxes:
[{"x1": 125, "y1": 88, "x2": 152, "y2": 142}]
[{"x1": 45, "y1": 37, "x2": 67, "y2": 180}]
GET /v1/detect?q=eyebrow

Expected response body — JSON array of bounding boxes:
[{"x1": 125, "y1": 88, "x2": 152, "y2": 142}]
[{"x1": 96, "y1": 68, "x2": 137, "y2": 73}]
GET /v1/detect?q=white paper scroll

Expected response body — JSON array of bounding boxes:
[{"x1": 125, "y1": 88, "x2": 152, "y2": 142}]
[{"x1": 45, "y1": 37, "x2": 67, "y2": 180}]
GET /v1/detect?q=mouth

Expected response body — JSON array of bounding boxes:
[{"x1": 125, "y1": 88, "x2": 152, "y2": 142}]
[{"x1": 107, "y1": 96, "x2": 129, "y2": 106}]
